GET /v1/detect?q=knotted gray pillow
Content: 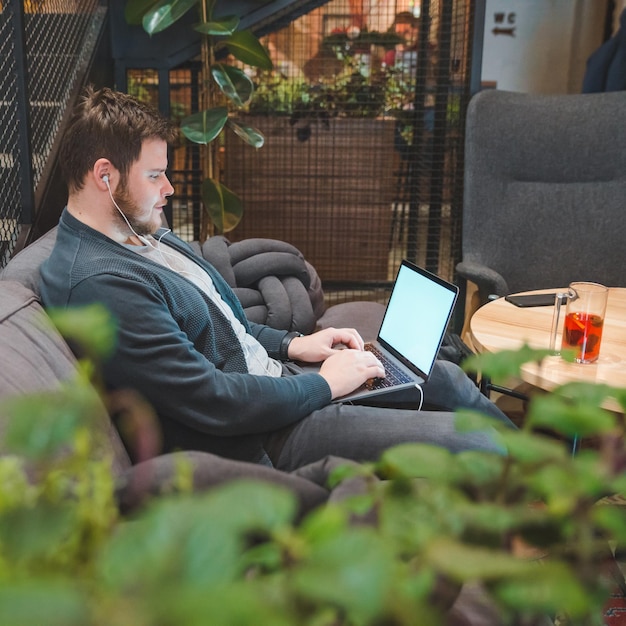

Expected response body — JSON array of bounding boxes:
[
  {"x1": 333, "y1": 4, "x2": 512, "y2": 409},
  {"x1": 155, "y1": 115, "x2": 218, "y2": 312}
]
[{"x1": 195, "y1": 236, "x2": 325, "y2": 334}]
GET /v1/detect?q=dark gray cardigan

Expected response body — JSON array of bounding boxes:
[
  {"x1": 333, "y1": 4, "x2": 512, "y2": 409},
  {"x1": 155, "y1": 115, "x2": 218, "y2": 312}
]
[{"x1": 40, "y1": 209, "x2": 331, "y2": 464}]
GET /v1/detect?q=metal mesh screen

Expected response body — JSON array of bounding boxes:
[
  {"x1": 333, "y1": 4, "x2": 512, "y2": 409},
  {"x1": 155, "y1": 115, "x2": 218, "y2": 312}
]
[
  {"x1": 0, "y1": 0, "x2": 104, "y2": 267},
  {"x1": 25, "y1": 1, "x2": 104, "y2": 186},
  {"x1": 0, "y1": 2, "x2": 23, "y2": 266},
  {"x1": 228, "y1": 0, "x2": 472, "y2": 304},
  {"x1": 155, "y1": 0, "x2": 475, "y2": 305},
  {"x1": 170, "y1": 66, "x2": 204, "y2": 243}
]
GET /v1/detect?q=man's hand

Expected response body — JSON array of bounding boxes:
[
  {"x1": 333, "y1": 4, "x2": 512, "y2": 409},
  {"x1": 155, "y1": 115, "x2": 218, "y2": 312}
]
[
  {"x1": 287, "y1": 328, "x2": 385, "y2": 400},
  {"x1": 287, "y1": 327, "x2": 364, "y2": 362},
  {"x1": 318, "y1": 349, "x2": 385, "y2": 399}
]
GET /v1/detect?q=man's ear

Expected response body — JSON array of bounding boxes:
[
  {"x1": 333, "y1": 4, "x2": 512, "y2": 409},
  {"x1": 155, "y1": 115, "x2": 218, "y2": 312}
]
[{"x1": 94, "y1": 158, "x2": 113, "y2": 190}]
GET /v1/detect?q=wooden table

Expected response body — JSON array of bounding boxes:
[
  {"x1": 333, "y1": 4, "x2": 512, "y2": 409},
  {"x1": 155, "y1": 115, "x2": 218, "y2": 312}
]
[{"x1": 469, "y1": 288, "x2": 626, "y2": 409}]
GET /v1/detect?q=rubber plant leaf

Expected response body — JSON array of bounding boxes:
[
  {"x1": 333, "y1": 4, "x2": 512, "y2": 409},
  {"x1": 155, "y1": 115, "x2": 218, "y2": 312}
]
[
  {"x1": 141, "y1": 0, "x2": 198, "y2": 35},
  {"x1": 194, "y1": 15, "x2": 240, "y2": 36},
  {"x1": 125, "y1": 0, "x2": 161, "y2": 25},
  {"x1": 212, "y1": 64, "x2": 254, "y2": 107},
  {"x1": 201, "y1": 178, "x2": 244, "y2": 233},
  {"x1": 227, "y1": 119, "x2": 265, "y2": 148},
  {"x1": 181, "y1": 107, "x2": 228, "y2": 145},
  {"x1": 221, "y1": 30, "x2": 273, "y2": 70}
]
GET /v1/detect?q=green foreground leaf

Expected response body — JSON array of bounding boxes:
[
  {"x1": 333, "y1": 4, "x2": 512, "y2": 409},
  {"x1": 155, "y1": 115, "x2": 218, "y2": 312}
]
[
  {"x1": 0, "y1": 583, "x2": 89, "y2": 626},
  {"x1": 463, "y1": 345, "x2": 554, "y2": 383},
  {"x1": 425, "y1": 539, "x2": 537, "y2": 581},
  {"x1": 48, "y1": 303, "x2": 117, "y2": 359},
  {"x1": 293, "y1": 528, "x2": 396, "y2": 624},
  {"x1": 194, "y1": 15, "x2": 239, "y2": 36},
  {"x1": 227, "y1": 118, "x2": 265, "y2": 148},
  {"x1": 2, "y1": 385, "x2": 102, "y2": 459},
  {"x1": 494, "y1": 562, "x2": 591, "y2": 617},
  {"x1": 99, "y1": 481, "x2": 296, "y2": 591},
  {"x1": 527, "y1": 393, "x2": 617, "y2": 438}
]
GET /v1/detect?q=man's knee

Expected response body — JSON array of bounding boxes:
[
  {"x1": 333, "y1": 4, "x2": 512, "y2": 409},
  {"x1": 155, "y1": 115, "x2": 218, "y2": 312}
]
[{"x1": 426, "y1": 359, "x2": 478, "y2": 407}]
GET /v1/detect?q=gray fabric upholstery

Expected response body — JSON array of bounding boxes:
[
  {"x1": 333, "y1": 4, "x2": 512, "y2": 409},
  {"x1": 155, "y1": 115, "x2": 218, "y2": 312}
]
[
  {"x1": 0, "y1": 280, "x2": 74, "y2": 393},
  {"x1": 0, "y1": 277, "x2": 340, "y2": 516},
  {"x1": 0, "y1": 233, "x2": 382, "y2": 517},
  {"x1": 0, "y1": 227, "x2": 58, "y2": 295},
  {"x1": 0, "y1": 280, "x2": 132, "y2": 476},
  {"x1": 316, "y1": 300, "x2": 385, "y2": 341},
  {"x1": 458, "y1": 89, "x2": 626, "y2": 304}
]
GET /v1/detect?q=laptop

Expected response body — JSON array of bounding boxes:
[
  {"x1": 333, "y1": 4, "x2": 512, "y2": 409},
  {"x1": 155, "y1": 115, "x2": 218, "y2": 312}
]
[{"x1": 333, "y1": 259, "x2": 459, "y2": 404}]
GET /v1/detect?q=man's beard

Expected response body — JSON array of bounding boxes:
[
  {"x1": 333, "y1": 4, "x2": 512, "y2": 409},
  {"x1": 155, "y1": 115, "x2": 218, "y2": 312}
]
[{"x1": 111, "y1": 184, "x2": 159, "y2": 237}]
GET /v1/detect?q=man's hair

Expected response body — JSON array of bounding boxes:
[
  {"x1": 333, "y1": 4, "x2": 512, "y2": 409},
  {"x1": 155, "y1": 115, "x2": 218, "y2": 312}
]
[{"x1": 59, "y1": 85, "x2": 179, "y2": 192}]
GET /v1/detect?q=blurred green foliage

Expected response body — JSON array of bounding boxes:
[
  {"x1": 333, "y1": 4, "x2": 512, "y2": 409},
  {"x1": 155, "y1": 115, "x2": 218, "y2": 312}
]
[{"x1": 1, "y1": 306, "x2": 626, "y2": 625}]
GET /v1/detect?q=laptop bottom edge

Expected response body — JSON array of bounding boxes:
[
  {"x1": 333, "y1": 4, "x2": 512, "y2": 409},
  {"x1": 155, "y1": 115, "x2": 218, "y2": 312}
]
[{"x1": 332, "y1": 381, "x2": 423, "y2": 405}]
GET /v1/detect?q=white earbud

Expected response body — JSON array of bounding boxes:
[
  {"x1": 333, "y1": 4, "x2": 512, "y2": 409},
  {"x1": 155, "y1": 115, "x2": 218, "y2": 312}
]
[{"x1": 102, "y1": 174, "x2": 109, "y2": 185}]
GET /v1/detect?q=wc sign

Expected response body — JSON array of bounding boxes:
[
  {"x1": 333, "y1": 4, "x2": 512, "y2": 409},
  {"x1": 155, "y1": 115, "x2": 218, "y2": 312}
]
[
  {"x1": 481, "y1": 0, "x2": 601, "y2": 94},
  {"x1": 492, "y1": 12, "x2": 516, "y2": 37}
]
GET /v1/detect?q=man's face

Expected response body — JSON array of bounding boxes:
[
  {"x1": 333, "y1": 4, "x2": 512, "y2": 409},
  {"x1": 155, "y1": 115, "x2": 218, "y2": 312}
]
[{"x1": 112, "y1": 138, "x2": 174, "y2": 237}]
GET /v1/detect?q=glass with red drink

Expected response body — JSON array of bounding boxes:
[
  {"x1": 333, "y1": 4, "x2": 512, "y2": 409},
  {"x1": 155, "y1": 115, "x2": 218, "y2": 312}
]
[{"x1": 561, "y1": 282, "x2": 608, "y2": 363}]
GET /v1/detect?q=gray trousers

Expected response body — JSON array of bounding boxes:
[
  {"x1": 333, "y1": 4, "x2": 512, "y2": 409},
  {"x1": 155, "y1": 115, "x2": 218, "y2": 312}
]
[{"x1": 267, "y1": 359, "x2": 514, "y2": 472}]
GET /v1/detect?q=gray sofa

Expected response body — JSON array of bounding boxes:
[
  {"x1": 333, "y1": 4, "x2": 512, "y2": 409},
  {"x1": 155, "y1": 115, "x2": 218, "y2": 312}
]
[
  {"x1": 0, "y1": 233, "x2": 505, "y2": 623},
  {"x1": 0, "y1": 229, "x2": 386, "y2": 516}
]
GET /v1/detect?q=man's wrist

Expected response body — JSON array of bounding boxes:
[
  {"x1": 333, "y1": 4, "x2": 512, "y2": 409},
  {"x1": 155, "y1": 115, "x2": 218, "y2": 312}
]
[{"x1": 279, "y1": 331, "x2": 303, "y2": 361}]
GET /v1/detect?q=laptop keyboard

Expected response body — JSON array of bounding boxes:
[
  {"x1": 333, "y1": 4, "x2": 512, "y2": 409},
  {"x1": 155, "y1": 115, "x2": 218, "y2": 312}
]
[{"x1": 364, "y1": 343, "x2": 414, "y2": 390}]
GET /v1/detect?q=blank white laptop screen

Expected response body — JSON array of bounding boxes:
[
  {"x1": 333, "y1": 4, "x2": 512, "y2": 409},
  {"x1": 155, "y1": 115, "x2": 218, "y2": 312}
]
[{"x1": 377, "y1": 262, "x2": 458, "y2": 378}]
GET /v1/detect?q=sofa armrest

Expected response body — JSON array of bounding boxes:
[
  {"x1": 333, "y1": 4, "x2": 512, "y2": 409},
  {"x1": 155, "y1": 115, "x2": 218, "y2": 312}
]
[
  {"x1": 316, "y1": 301, "x2": 385, "y2": 342},
  {"x1": 114, "y1": 450, "x2": 331, "y2": 520}
]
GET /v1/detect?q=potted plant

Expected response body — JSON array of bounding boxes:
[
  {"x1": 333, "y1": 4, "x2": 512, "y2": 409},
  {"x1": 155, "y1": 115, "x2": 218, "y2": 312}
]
[
  {"x1": 125, "y1": 0, "x2": 273, "y2": 236},
  {"x1": 224, "y1": 39, "x2": 415, "y2": 283}
]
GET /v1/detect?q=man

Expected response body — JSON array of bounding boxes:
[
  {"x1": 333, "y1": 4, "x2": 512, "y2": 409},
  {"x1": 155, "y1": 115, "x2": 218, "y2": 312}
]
[{"x1": 40, "y1": 86, "x2": 512, "y2": 472}]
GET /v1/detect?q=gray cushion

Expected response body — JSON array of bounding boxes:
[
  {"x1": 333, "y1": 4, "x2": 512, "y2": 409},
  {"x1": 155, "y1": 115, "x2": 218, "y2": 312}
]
[
  {"x1": 0, "y1": 280, "x2": 131, "y2": 475},
  {"x1": 0, "y1": 227, "x2": 58, "y2": 295},
  {"x1": 198, "y1": 235, "x2": 324, "y2": 333},
  {"x1": 197, "y1": 235, "x2": 386, "y2": 337}
]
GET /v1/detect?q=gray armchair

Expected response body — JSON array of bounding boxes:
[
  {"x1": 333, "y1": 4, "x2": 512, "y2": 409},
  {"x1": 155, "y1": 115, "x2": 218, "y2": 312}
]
[{"x1": 457, "y1": 89, "x2": 626, "y2": 309}]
